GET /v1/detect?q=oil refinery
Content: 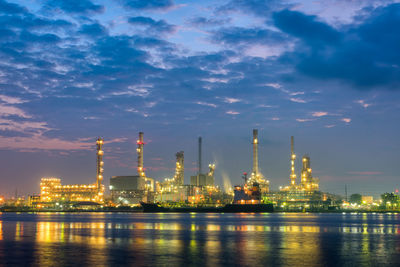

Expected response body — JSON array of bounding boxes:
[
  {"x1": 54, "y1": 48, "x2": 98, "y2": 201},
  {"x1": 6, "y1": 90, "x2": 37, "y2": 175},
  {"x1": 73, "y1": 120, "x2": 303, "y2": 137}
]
[
  {"x1": 29, "y1": 129, "x2": 336, "y2": 211},
  {"x1": 37, "y1": 138, "x2": 105, "y2": 208}
]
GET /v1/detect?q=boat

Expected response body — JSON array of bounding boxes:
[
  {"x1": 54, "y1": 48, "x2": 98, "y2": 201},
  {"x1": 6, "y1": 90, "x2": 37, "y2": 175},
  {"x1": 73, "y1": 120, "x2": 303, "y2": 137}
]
[{"x1": 140, "y1": 202, "x2": 273, "y2": 213}]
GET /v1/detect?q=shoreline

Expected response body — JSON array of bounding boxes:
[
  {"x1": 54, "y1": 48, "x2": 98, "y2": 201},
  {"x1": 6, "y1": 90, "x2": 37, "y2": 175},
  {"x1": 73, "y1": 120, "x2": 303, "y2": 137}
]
[{"x1": 0, "y1": 209, "x2": 398, "y2": 214}]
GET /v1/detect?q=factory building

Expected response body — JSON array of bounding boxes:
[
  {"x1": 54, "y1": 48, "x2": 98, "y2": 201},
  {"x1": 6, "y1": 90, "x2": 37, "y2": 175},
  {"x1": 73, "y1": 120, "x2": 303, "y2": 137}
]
[
  {"x1": 190, "y1": 137, "x2": 216, "y2": 187},
  {"x1": 190, "y1": 164, "x2": 215, "y2": 186},
  {"x1": 109, "y1": 176, "x2": 153, "y2": 204},
  {"x1": 39, "y1": 138, "x2": 105, "y2": 205},
  {"x1": 109, "y1": 132, "x2": 154, "y2": 205}
]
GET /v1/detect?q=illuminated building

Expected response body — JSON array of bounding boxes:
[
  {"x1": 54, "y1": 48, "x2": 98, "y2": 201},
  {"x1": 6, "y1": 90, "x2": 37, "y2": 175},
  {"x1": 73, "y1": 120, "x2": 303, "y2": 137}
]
[
  {"x1": 362, "y1": 195, "x2": 374, "y2": 204},
  {"x1": 110, "y1": 176, "x2": 150, "y2": 205},
  {"x1": 39, "y1": 138, "x2": 105, "y2": 205},
  {"x1": 28, "y1": 194, "x2": 41, "y2": 208},
  {"x1": 190, "y1": 164, "x2": 215, "y2": 187},
  {"x1": 110, "y1": 132, "x2": 154, "y2": 205}
]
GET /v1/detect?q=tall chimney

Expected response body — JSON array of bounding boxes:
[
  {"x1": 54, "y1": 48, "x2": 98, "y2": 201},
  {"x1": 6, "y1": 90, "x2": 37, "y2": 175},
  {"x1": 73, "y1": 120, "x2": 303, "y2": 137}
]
[
  {"x1": 96, "y1": 137, "x2": 104, "y2": 194},
  {"x1": 137, "y1": 132, "x2": 145, "y2": 177},
  {"x1": 198, "y1": 137, "x2": 202, "y2": 175},
  {"x1": 252, "y1": 129, "x2": 259, "y2": 177},
  {"x1": 290, "y1": 136, "x2": 296, "y2": 187}
]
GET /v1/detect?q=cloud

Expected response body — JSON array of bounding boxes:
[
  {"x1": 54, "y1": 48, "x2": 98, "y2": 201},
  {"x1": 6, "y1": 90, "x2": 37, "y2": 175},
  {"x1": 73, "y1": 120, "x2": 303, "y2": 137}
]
[
  {"x1": 226, "y1": 110, "x2": 239, "y2": 115},
  {"x1": 273, "y1": 4, "x2": 400, "y2": 89},
  {"x1": 0, "y1": 94, "x2": 26, "y2": 104},
  {"x1": 20, "y1": 31, "x2": 61, "y2": 44},
  {"x1": 273, "y1": 9, "x2": 341, "y2": 45},
  {"x1": 189, "y1": 17, "x2": 231, "y2": 27},
  {"x1": 79, "y1": 23, "x2": 108, "y2": 37},
  {"x1": 196, "y1": 101, "x2": 217, "y2": 108},
  {"x1": 118, "y1": 0, "x2": 174, "y2": 11},
  {"x1": 217, "y1": 0, "x2": 288, "y2": 17},
  {"x1": 0, "y1": 0, "x2": 27, "y2": 14},
  {"x1": 0, "y1": 103, "x2": 31, "y2": 118},
  {"x1": 264, "y1": 83, "x2": 282, "y2": 89},
  {"x1": 128, "y1": 16, "x2": 177, "y2": 35},
  {"x1": 44, "y1": 0, "x2": 104, "y2": 14},
  {"x1": 0, "y1": 118, "x2": 50, "y2": 133},
  {"x1": 223, "y1": 97, "x2": 241, "y2": 104},
  {"x1": 212, "y1": 27, "x2": 284, "y2": 47},
  {"x1": 289, "y1": 97, "x2": 306, "y2": 103},
  {"x1": 341, "y1": 118, "x2": 351, "y2": 123},
  {"x1": 0, "y1": 134, "x2": 93, "y2": 151},
  {"x1": 355, "y1": 99, "x2": 371, "y2": 108},
  {"x1": 311, "y1": 111, "x2": 328, "y2": 117},
  {"x1": 296, "y1": 118, "x2": 314, "y2": 122}
]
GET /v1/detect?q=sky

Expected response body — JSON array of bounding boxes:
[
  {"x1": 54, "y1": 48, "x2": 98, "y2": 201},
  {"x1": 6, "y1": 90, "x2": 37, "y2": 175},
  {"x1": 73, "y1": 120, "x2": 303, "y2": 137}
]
[{"x1": 1, "y1": 0, "x2": 400, "y2": 198}]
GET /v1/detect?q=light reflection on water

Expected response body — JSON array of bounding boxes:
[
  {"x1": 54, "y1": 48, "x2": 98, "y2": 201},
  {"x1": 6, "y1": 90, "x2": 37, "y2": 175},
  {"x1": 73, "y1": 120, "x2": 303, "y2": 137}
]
[{"x1": 0, "y1": 213, "x2": 400, "y2": 266}]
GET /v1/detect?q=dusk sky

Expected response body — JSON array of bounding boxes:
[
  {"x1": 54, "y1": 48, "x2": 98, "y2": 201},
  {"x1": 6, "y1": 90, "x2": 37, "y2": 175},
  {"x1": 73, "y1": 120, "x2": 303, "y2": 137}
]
[{"x1": 1, "y1": 0, "x2": 400, "y2": 197}]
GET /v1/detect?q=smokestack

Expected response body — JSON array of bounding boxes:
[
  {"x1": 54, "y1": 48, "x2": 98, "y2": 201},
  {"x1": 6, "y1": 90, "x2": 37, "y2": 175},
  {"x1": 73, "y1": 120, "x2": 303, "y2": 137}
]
[
  {"x1": 291, "y1": 136, "x2": 294, "y2": 155},
  {"x1": 137, "y1": 132, "x2": 145, "y2": 177},
  {"x1": 290, "y1": 136, "x2": 296, "y2": 186},
  {"x1": 198, "y1": 137, "x2": 202, "y2": 175},
  {"x1": 252, "y1": 129, "x2": 259, "y2": 176},
  {"x1": 96, "y1": 137, "x2": 104, "y2": 194}
]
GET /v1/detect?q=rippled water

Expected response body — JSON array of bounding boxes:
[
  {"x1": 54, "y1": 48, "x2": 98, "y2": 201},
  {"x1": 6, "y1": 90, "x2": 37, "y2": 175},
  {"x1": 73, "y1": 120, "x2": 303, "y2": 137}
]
[{"x1": 0, "y1": 212, "x2": 400, "y2": 266}]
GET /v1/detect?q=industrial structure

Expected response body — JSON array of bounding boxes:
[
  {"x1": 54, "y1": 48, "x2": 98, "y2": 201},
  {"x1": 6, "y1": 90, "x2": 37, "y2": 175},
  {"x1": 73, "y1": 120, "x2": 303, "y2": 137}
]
[
  {"x1": 232, "y1": 129, "x2": 270, "y2": 204},
  {"x1": 300, "y1": 156, "x2": 319, "y2": 192},
  {"x1": 190, "y1": 137, "x2": 216, "y2": 187},
  {"x1": 30, "y1": 129, "x2": 326, "y2": 210},
  {"x1": 109, "y1": 132, "x2": 154, "y2": 205},
  {"x1": 266, "y1": 136, "x2": 322, "y2": 211},
  {"x1": 39, "y1": 138, "x2": 105, "y2": 206},
  {"x1": 280, "y1": 136, "x2": 319, "y2": 194},
  {"x1": 247, "y1": 129, "x2": 269, "y2": 193},
  {"x1": 155, "y1": 151, "x2": 189, "y2": 202},
  {"x1": 290, "y1": 136, "x2": 296, "y2": 188},
  {"x1": 153, "y1": 136, "x2": 222, "y2": 204}
]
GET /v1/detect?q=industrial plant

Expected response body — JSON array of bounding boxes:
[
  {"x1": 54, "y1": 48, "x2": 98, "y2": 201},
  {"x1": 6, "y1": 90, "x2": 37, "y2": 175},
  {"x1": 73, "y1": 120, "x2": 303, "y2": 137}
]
[
  {"x1": 28, "y1": 129, "x2": 337, "y2": 211},
  {"x1": 37, "y1": 138, "x2": 105, "y2": 208}
]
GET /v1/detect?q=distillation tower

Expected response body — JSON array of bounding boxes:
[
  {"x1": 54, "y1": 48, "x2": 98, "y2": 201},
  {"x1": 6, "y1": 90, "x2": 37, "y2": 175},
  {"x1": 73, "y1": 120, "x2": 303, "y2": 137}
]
[
  {"x1": 174, "y1": 151, "x2": 184, "y2": 185},
  {"x1": 137, "y1": 132, "x2": 145, "y2": 177},
  {"x1": 96, "y1": 137, "x2": 105, "y2": 201},
  {"x1": 251, "y1": 129, "x2": 260, "y2": 180},
  {"x1": 249, "y1": 129, "x2": 269, "y2": 192},
  {"x1": 300, "y1": 156, "x2": 319, "y2": 191},
  {"x1": 280, "y1": 136, "x2": 319, "y2": 194},
  {"x1": 290, "y1": 136, "x2": 297, "y2": 188}
]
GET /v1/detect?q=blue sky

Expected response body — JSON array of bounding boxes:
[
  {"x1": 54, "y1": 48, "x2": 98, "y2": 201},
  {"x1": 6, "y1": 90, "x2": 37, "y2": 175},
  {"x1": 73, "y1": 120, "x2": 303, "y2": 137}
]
[{"x1": 1, "y1": 0, "x2": 400, "y2": 197}]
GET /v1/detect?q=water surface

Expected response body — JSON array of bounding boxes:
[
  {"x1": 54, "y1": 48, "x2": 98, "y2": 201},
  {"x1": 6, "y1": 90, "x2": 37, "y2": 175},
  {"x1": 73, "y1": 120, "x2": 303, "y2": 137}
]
[{"x1": 0, "y1": 212, "x2": 400, "y2": 266}]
